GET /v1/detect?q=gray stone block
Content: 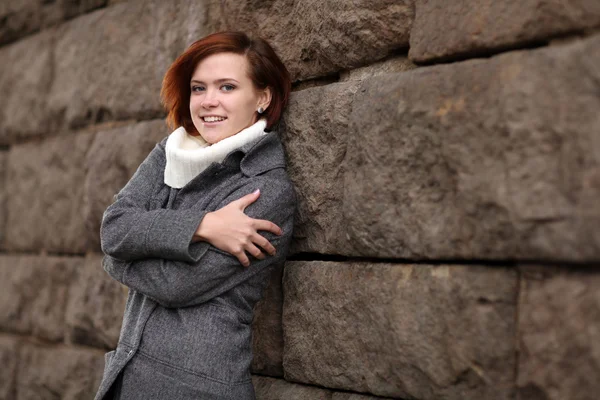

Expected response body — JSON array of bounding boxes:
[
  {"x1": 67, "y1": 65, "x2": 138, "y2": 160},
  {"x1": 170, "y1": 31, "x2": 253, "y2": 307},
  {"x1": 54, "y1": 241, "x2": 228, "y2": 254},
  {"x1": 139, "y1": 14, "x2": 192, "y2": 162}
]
[
  {"x1": 253, "y1": 375, "x2": 333, "y2": 400},
  {"x1": 282, "y1": 261, "x2": 517, "y2": 399},
  {"x1": 0, "y1": 334, "x2": 20, "y2": 400},
  {"x1": 517, "y1": 266, "x2": 600, "y2": 400},
  {"x1": 0, "y1": 255, "x2": 80, "y2": 342},
  {"x1": 409, "y1": 0, "x2": 600, "y2": 63}
]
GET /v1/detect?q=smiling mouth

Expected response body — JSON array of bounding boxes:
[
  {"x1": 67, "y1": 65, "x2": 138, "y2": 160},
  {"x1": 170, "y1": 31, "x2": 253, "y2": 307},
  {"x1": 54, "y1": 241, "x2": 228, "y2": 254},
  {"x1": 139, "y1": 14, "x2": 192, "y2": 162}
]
[{"x1": 202, "y1": 116, "x2": 227, "y2": 122}]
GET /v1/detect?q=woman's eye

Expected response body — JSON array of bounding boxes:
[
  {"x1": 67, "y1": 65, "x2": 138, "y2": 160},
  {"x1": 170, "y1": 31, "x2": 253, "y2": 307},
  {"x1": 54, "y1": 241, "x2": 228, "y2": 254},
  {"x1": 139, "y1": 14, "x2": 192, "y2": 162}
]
[
  {"x1": 191, "y1": 86, "x2": 205, "y2": 92},
  {"x1": 221, "y1": 84, "x2": 235, "y2": 92}
]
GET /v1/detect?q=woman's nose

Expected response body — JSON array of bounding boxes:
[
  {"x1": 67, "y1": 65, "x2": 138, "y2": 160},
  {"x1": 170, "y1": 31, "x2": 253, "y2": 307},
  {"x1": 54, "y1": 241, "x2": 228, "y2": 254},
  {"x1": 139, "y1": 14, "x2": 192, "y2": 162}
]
[{"x1": 200, "y1": 91, "x2": 219, "y2": 108}]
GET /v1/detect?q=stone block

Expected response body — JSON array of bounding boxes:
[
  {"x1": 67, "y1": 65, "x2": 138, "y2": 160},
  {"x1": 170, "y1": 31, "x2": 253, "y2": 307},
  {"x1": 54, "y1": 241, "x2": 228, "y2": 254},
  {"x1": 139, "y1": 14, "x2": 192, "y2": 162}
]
[
  {"x1": 0, "y1": 151, "x2": 6, "y2": 248},
  {"x1": 16, "y1": 343, "x2": 104, "y2": 400},
  {"x1": 409, "y1": 0, "x2": 600, "y2": 63},
  {"x1": 282, "y1": 261, "x2": 517, "y2": 399},
  {"x1": 251, "y1": 265, "x2": 284, "y2": 376},
  {"x1": 347, "y1": 33, "x2": 600, "y2": 261},
  {"x1": 517, "y1": 266, "x2": 600, "y2": 400},
  {"x1": 47, "y1": 0, "x2": 207, "y2": 132},
  {"x1": 339, "y1": 56, "x2": 416, "y2": 82},
  {"x1": 0, "y1": 0, "x2": 107, "y2": 46},
  {"x1": 5, "y1": 131, "x2": 94, "y2": 253},
  {"x1": 0, "y1": 31, "x2": 54, "y2": 144},
  {"x1": 253, "y1": 375, "x2": 333, "y2": 400},
  {"x1": 280, "y1": 82, "x2": 359, "y2": 255},
  {"x1": 65, "y1": 254, "x2": 127, "y2": 350},
  {"x1": 84, "y1": 120, "x2": 169, "y2": 251},
  {"x1": 0, "y1": 255, "x2": 80, "y2": 342},
  {"x1": 332, "y1": 394, "x2": 393, "y2": 400},
  {"x1": 208, "y1": 0, "x2": 414, "y2": 81},
  {"x1": 0, "y1": 335, "x2": 20, "y2": 400}
]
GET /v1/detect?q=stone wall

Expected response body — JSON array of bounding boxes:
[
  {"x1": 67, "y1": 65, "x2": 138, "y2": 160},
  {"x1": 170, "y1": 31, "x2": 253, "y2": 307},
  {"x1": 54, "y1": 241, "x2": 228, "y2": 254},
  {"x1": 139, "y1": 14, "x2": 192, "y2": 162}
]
[{"x1": 1, "y1": 0, "x2": 599, "y2": 399}]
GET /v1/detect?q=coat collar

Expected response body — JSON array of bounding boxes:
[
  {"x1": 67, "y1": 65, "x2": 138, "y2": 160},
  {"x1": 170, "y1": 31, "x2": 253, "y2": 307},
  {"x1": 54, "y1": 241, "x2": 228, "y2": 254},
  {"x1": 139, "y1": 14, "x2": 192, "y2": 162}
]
[{"x1": 223, "y1": 131, "x2": 287, "y2": 176}]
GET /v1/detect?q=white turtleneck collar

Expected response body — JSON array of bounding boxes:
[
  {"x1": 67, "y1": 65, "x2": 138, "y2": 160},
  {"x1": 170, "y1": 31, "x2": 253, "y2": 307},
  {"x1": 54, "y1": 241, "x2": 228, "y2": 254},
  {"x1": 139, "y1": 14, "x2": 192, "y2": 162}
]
[{"x1": 164, "y1": 119, "x2": 268, "y2": 188}]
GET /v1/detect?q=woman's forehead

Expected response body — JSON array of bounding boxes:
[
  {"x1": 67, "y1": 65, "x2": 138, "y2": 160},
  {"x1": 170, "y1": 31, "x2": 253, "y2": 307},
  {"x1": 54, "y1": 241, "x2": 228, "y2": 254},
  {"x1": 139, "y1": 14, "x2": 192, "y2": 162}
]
[{"x1": 191, "y1": 53, "x2": 250, "y2": 81}]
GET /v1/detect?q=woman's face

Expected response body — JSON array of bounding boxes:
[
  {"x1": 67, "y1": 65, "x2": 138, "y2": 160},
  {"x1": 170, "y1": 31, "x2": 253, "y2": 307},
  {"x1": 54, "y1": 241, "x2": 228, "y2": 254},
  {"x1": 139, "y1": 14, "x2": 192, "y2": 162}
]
[{"x1": 189, "y1": 52, "x2": 271, "y2": 144}]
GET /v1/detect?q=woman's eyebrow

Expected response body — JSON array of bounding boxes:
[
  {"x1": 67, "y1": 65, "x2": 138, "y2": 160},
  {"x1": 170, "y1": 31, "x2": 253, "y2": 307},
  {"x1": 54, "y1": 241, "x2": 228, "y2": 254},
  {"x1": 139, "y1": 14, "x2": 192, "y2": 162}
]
[{"x1": 190, "y1": 78, "x2": 240, "y2": 84}]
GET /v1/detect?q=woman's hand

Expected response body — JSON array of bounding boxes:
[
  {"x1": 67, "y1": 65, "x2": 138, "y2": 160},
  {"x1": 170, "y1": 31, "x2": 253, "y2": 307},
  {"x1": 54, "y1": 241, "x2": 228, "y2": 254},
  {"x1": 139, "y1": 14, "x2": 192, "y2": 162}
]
[{"x1": 192, "y1": 189, "x2": 283, "y2": 267}]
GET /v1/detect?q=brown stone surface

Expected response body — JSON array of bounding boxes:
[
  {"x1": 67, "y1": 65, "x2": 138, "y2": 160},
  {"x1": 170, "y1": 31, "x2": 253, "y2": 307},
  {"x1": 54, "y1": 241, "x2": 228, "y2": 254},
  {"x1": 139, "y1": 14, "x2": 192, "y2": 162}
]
[
  {"x1": 251, "y1": 265, "x2": 284, "y2": 376},
  {"x1": 84, "y1": 120, "x2": 169, "y2": 250},
  {"x1": 347, "y1": 33, "x2": 600, "y2": 261},
  {"x1": 0, "y1": 0, "x2": 107, "y2": 46},
  {"x1": 331, "y1": 394, "x2": 394, "y2": 400},
  {"x1": 517, "y1": 266, "x2": 600, "y2": 400},
  {"x1": 0, "y1": 335, "x2": 20, "y2": 400},
  {"x1": 65, "y1": 254, "x2": 127, "y2": 350},
  {"x1": 47, "y1": 0, "x2": 207, "y2": 132},
  {"x1": 0, "y1": 31, "x2": 54, "y2": 144},
  {"x1": 280, "y1": 82, "x2": 359, "y2": 255},
  {"x1": 253, "y1": 375, "x2": 333, "y2": 400},
  {"x1": 208, "y1": 0, "x2": 414, "y2": 81},
  {"x1": 5, "y1": 131, "x2": 94, "y2": 253},
  {"x1": 0, "y1": 255, "x2": 80, "y2": 342},
  {"x1": 0, "y1": 151, "x2": 6, "y2": 248},
  {"x1": 282, "y1": 261, "x2": 517, "y2": 399},
  {"x1": 409, "y1": 0, "x2": 600, "y2": 63},
  {"x1": 339, "y1": 56, "x2": 417, "y2": 82},
  {"x1": 282, "y1": 33, "x2": 600, "y2": 261},
  {"x1": 16, "y1": 343, "x2": 104, "y2": 400}
]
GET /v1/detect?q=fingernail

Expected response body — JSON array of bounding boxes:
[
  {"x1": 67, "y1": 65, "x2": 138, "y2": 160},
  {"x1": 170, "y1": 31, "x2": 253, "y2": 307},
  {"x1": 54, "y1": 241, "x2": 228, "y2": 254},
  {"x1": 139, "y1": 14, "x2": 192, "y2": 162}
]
[{"x1": 253, "y1": 189, "x2": 260, "y2": 195}]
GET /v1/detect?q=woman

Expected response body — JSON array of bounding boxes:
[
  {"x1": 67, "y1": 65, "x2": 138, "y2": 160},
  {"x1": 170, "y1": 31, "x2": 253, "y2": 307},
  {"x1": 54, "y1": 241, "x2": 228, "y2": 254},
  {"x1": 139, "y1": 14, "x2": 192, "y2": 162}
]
[{"x1": 94, "y1": 31, "x2": 295, "y2": 400}]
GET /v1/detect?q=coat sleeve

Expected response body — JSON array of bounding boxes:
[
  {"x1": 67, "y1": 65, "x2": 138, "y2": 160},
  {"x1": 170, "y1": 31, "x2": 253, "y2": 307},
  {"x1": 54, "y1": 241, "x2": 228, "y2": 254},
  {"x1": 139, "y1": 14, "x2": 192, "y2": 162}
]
[
  {"x1": 100, "y1": 139, "x2": 207, "y2": 263},
  {"x1": 102, "y1": 175, "x2": 296, "y2": 308}
]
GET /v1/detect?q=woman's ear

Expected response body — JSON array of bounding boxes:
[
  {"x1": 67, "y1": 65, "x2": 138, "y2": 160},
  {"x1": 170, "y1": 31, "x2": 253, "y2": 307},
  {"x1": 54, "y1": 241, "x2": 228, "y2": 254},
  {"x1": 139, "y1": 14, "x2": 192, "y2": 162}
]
[{"x1": 257, "y1": 87, "x2": 272, "y2": 112}]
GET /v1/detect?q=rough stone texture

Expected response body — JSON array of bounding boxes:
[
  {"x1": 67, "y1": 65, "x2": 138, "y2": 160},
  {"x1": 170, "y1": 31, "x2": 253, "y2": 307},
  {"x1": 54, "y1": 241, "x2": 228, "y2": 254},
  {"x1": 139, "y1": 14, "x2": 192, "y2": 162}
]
[
  {"x1": 280, "y1": 82, "x2": 359, "y2": 255},
  {"x1": 84, "y1": 120, "x2": 169, "y2": 250},
  {"x1": 16, "y1": 343, "x2": 104, "y2": 400},
  {"x1": 65, "y1": 254, "x2": 127, "y2": 350},
  {"x1": 339, "y1": 56, "x2": 417, "y2": 82},
  {"x1": 331, "y1": 394, "x2": 394, "y2": 400},
  {"x1": 0, "y1": 31, "x2": 54, "y2": 144},
  {"x1": 46, "y1": 0, "x2": 207, "y2": 133},
  {"x1": 5, "y1": 131, "x2": 94, "y2": 253},
  {"x1": 347, "y1": 33, "x2": 600, "y2": 261},
  {"x1": 0, "y1": 256, "x2": 80, "y2": 342},
  {"x1": 0, "y1": 151, "x2": 6, "y2": 249},
  {"x1": 0, "y1": 335, "x2": 20, "y2": 400},
  {"x1": 208, "y1": 0, "x2": 414, "y2": 81},
  {"x1": 251, "y1": 265, "x2": 284, "y2": 376},
  {"x1": 517, "y1": 266, "x2": 600, "y2": 400},
  {"x1": 253, "y1": 375, "x2": 333, "y2": 400},
  {"x1": 409, "y1": 0, "x2": 600, "y2": 63},
  {"x1": 0, "y1": 0, "x2": 107, "y2": 46},
  {"x1": 282, "y1": 261, "x2": 517, "y2": 399}
]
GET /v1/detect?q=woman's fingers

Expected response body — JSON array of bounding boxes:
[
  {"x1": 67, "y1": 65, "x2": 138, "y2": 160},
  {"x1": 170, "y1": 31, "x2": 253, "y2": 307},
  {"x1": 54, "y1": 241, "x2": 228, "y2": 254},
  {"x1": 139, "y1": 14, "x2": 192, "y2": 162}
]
[
  {"x1": 231, "y1": 189, "x2": 261, "y2": 211},
  {"x1": 251, "y1": 233, "x2": 276, "y2": 256},
  {"x1": 252, "y1": 219, "x2": 283, "y2": 236},
  {"x1": 234, "y1": 248, "x2": 251, "y2": 268},
  {"x1": 246, "y1": 243, "x2": 266, "y2": 261}
]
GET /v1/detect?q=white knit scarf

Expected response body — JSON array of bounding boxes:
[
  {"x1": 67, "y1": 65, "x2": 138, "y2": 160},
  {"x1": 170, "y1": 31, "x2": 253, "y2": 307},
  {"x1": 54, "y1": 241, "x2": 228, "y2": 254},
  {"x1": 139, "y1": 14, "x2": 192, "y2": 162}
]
[{"x1": 164, "y1": 119, "x2": 268, "y2": 188}]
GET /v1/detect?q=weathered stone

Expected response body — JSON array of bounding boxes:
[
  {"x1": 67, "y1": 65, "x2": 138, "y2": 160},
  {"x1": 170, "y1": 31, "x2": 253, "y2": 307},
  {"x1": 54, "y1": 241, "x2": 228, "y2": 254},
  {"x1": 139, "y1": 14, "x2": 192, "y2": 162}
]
[
  {"x1": 5, "y1": 131, "x2": 94, "y2": 253},
  {"x1": 253, "y1": 375, "x2": 333, "y2": 400},
  {"x1": 208, "y1": 0, "x2": 414, "y2": 81},
  {"x1": 346, "y1": 33, "x2": 600, "y2": 261},
  {"x1": 0, "y1": 31, "x2": 54, "y2": 144},
  {"x1": 280, "y1": 82, "x2": 359, "y2": 255},
  {"x1": 47, "y1": 0, "x2": 207, "y2": 132},
  {"x1": 331, "y1": 394, "x2": 394, "y2": 400},
  {"x1": 0, "y1": 335, "x2": 20, "y2": 400},
  {"x1": 84, "y1": 120, "x2": 169, "y2": 250},
  {"x1": 282, "y1": 261, "x2": 517, "y2": 399},
  {"x1": 16, "y1": 343, "x2": 104, "y2": 400},
  {"x1": 0, "y1": 256, "x2": 80, "y2": 342},
  {"x1": 517, "y1": 266, "x2": 600, "y2": 400},
  {"x1": 251, "y1": 265, "x2": 284, "y2": 376},
  {"x1": 409, "y1": 0, "x2": 600, "y2": 63},
  {"x1": 339, "y1": 56, "x2": 416, "y2": 82},
  {"x1": 0, "y1": 0, "x2": 107, "y2": 46},
  {"x1": 65, "y1": 254, "x2": 127, "y2": 350},
  {"x1": 0, "y1": 151, "x2": 6, "y2": 248}
]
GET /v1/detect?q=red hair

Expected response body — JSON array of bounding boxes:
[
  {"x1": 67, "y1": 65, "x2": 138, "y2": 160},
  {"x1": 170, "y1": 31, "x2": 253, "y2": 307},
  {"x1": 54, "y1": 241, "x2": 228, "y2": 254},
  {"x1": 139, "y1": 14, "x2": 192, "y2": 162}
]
[{"x1": 161, "y1": 31, "x2": 291, "y2": 133}]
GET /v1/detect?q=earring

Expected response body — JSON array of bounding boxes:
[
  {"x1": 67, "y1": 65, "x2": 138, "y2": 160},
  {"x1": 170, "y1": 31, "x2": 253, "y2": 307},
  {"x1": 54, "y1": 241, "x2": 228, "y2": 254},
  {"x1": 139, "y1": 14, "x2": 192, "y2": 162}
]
[{"x1": 257, "y1": 107, "x2": 264, "y2": 114}]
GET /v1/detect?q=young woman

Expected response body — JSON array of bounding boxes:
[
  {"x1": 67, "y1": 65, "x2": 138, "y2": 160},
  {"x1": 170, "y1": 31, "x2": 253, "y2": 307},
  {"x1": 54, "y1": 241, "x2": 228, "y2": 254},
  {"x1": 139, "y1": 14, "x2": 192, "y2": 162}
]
[{"x1": 94, "y1": 31, "x2": 295, "y2": 400}]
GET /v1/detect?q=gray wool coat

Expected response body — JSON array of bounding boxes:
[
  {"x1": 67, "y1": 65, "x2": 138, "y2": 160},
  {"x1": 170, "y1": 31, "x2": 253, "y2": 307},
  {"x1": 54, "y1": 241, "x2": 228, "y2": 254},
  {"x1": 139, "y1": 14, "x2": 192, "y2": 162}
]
[{"x1": 94, "y1": 132, "x2": 296, "y2": 400}]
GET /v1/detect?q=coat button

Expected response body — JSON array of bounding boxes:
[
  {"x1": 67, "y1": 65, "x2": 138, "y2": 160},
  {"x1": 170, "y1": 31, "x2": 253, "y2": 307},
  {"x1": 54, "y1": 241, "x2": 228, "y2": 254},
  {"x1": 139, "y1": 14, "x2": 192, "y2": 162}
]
[{"x1": 128, "y1": 350, "x2": 133, "y2": 357}]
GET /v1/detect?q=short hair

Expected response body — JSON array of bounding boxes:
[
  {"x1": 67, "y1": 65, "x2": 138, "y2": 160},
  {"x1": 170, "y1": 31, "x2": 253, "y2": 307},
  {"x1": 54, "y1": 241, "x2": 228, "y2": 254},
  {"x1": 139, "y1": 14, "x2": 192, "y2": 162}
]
[{"x1": 161, "y1": 31, "x2": 291, "y2": 133}]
